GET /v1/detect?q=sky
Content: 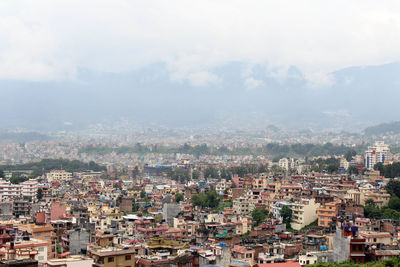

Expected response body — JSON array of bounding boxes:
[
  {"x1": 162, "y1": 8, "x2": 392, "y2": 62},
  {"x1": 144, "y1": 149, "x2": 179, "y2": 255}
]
[
  {"x1": 1, "y1": 0, "x2": 400, "y2": 85},
  {"x1": 1, "y1": 1, "x2": 400, "y2": 131}
]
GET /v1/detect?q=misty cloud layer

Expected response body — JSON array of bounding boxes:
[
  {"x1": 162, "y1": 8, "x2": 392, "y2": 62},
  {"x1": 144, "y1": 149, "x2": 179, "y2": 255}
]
[{"x1": 1, "y1": 1, "x2": 400, "y2": 131}]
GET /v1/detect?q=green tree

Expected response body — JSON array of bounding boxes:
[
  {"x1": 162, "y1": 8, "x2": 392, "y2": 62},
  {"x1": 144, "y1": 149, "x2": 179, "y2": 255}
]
[
  {"x1": 347, "y1": 166, "x2": 359, "y2": 175},
  {"x1": 229, "y1": 166, "x2": 247, "y2": 177},
  {"x1": 205, "y1": 190, "x2": 220, "y2": 208},
  {"x1": 281, "y1": 205, "x2": 292, "y2": 227},
  {"x1": 175, "y1": 193, "x2": 184, "y2": 203},
  {"x1": 386, "y1": 180, "x2": 400, "y2": 198},
  {"x1": 365, "y1": 198, "x2": 376, "y2": 207},
  {"x1": 364, "y1": 199, "x2": 383, "y2": 219},
  {"x1": 191, "y1": 190, "x2": 221, "y2": 208},
  {"x1": 381, "y1": 207, "x2": 400, "y2": 220},
  {"x1": 132, "y1": 199, "x2": 139, "y2": 212},
  {"x1": 204, "y1": 167, "x2": 219, "y2": 178},
  {"x1": 140, "y1": 191, "x2": 146, "y2": 199},
  {"x1": 327, "y1": 164, "x2": 338, "y2": 174},
  {"x1": 132, "y1": 166, "x2": 139, "y2": 179},
  {"x1": 167, "y1": 168, "x2": 190, "y2": 182},
  {"x1": 37, "y1": 188, "x2": 43, "y2": 201},
  {"x1": 56, "y1": 243, "x2": 62, "y2": 254},
  {"x1": 251, "y1": 207, "x2": 268, "y2": 226},
  {"x1": 9, "y1": 173, "x2": 29, "y2": 184},
  {"x1": 388, "y1": 195, "x2": 400, "y2": 211},
  {"x1": 377, "y1": 162, "x2": 400, "y2": 178},
  {"x1": 308, "y1": 256, "x2": 400, "y2": 266},
  {"x1": 258, "y1": 164, "x2": 269, "y2": 173},
  {"x1": 0, "y1": 170, "x2": 4, "y2": 178},
  {"x1": 192, "y1": 169, "x2": 200, "y2": 180},
  {"x1": 220, "y1": 168, "x2": 229, "y2": 179},
  {"x1": 345, "y1": 150, "x2": 357, "y2": 161}
]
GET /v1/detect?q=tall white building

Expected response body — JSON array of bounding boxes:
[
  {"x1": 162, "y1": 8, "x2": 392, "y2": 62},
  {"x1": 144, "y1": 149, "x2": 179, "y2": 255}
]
[
  {"x1": 365, "y1": 141, "x2": 390, "y2": 170},
  {"x1": 0, "y1": 178, "x2": 38, "y2": 201},
  {"x1": 279, "y1": 158, "x2": 290, "y2": 171}
]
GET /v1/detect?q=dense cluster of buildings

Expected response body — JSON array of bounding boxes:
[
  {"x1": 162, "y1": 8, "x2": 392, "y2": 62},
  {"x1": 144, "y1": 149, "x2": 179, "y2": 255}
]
[{"x1": 0, "y1": 141, "x2": 399, "y2": 267}]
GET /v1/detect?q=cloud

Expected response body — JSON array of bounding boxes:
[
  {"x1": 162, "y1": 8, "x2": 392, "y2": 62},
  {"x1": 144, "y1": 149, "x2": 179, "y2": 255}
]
[
  {"x1": 1, "y1": 0, "x2": 400, "y2": 85},
  {"x1": 323, "y1": 110, "x2": 351, "y2": 117},
  {"x1": 187, "y1": 71, "x2": 219, "y2": 87},
  {"x1": 244, "y1": 77, "x2": 264, "y2": 90}
]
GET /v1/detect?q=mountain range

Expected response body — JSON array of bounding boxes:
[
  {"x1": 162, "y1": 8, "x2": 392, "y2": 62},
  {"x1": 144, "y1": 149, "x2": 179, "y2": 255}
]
[{"x1": 1, "y1": 61, "x2": 399, "y2": 132}]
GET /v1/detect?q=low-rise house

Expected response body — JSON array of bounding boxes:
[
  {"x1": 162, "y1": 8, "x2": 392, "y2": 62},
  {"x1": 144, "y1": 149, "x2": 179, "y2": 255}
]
[{"x1": 88, "y1": 245, "x2": 136, "y2": 267}]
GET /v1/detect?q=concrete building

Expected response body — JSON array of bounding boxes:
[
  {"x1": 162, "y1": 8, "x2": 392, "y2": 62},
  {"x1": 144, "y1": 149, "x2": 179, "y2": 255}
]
[
  {"x1": 46, "y1": 170, "x2": 72, "y2": 182},
  {"x1": 317, "y1": 200, "x2": 341, "y2": 228},
  {"x1": 162, "y1": 203, "x2": 181, "y2": 226},
  {"x1": 361, "y1": 190, "x2": 391, "y2": 208},
  {"x1": 233, "y1": 197, "x2": 254, "y2": 216},
  {"x1": 360, "y1": 231, "x2": 392, "y2": 246},
  {"x1": 291, "y1": 198, "x2": 320, "y2": 230},
  {"x1": 0, "y1": 201, "x2": 13, "y2": 220},
  {"x1": 299, "y1": 254, "x2": 318, "y2": 266},
  {"x1": 44, "y1": 255, "x2": 93, "y2": 267},
  {"x1": 231, "y1": 245, "x2": 255, "y2": 267},
  {"x1": 279, "y1": 158, "x2": 290, "y2": 171},
  {"x1": 273, "y1": 201, "x2": 292, "y2": 222},
  {"x1": 63, "y1": 229, "x2": 90, "y2": 255},
  {"x1": 88, "y1": 246, "x2": 136, "y2": 267},
  {"x1": 18, "y1": 224, "x2": 56, "y2": 259},
  {"x1": 0, "y1": 178, "x2": 38, "y2": 201},
  {"x1": 21, "y1": 179, "x2": 39, "y2": 200},
  {"x1": 365, "y1": 141, "x2": 390, "y2": 170},
  {"x1": 1, "y1": 238, "x2": 49, "y2": 262},
  {"x1": 13, "y1": 199, "x2": 31, "y2": 218},
  {"x1": 215, "y1": 179, "x2": 227, "y2": 195}
]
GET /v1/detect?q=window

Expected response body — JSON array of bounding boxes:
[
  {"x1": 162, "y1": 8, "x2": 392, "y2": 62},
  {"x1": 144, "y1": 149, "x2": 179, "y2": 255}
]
[
  {"x1": 36, "y1": 233, "x2": 41, "y2": 237},
  {"x1": 108, "y1": 257, "x2": 114, "y2": 262},
  {"x1": 125, "y1": 255, "x2": 131, "y2": 260},
  {"x1": 45, "y1": 236, "x2": 50, "y2": 240}
]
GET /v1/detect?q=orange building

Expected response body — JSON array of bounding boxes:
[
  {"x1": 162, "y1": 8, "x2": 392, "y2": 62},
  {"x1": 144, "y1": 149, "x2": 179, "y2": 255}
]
[
  {"x1": 317, "y1": 200, "x2": 341, "y2": 228},
  {"x1": 18, "y1": 224, "x2": 56, "y2": 259}
]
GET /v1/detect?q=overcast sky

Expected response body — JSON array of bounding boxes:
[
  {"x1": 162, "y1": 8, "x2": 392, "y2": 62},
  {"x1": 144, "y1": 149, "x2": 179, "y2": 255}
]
[{"x1": 1, "y1": 0, "x2": 400, "y2": 86}]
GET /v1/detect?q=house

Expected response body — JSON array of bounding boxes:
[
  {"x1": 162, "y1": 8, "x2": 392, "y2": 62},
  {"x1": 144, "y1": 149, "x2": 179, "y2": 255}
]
[
  {"x1": 18, "y1": 224, "x2": 56, "y2": 259},
  {"x1": 88, "y1": 245, "x2": 136, "y2": 267},
  {"x1": 231, "y1": 246, "x2": 255, "y2": 267}
]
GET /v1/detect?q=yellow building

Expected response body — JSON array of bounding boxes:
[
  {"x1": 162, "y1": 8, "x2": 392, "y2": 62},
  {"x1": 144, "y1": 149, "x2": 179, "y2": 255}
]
[
  {"x1": 360, "y1": 232, "x2": 392, "y2": 246},
  {"x1": 345, "y1": 189, "x2": 362, "y2": 205},
  {"x1": 291, "y1": 198, "x2": 320, "y2": 230},
  {"x1": 362, "y1": 190, "x2": 390, "y2": 208},
  {"x1": 252, "y1": 174, "x2": 268, "y2": 190},
  {"x1": 88, "y1": 246, "x2": 136, "y2": 267},
  {"x1": 46, "y1": 170, "x2": 72, "y2": 182},
  {"x1": 1, "y1": 238, "x2": 49, "y2": 262}
]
